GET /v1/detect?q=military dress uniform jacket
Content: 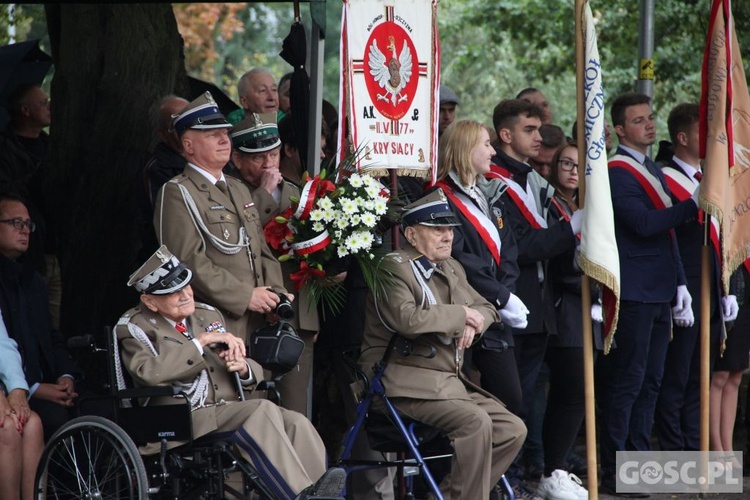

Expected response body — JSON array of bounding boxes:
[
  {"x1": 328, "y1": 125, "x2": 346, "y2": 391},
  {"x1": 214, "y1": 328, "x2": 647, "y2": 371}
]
[
  {"x1": 242, "y1": 179, "x2": 319, "y2": 332},
  {"x1": 359, "y1": 245, "x2": 498, "y2": 401},
  {"x1": 154, "y1": 165, "x2": 286, "y2": 341},
  {"x1": 116, "y1": 303, "x2": 265, "y2": 442}
]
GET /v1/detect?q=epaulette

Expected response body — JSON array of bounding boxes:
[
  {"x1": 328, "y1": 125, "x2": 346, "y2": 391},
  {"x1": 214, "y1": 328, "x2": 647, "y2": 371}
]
[
  {"x1": 385, "y1": 251, "x2": 407, "y2": 265},
  {"x1": 167, "y1": 173, "x2": 189, "y2": 185},
  {"x1": 116, "y1": 309, "x2": 138, "y2": 326},
  {"x1": 411, "y1": 254, "x2": 435, "y2": 281},
  {"x1": 194, "y1": 302, "x2": 217, "y2": 311}
]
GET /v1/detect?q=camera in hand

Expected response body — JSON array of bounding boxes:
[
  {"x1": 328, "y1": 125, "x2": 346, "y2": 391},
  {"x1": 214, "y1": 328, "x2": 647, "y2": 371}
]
[{"x1": 274, "y1": 292, "x2": 294, "y2": 320}]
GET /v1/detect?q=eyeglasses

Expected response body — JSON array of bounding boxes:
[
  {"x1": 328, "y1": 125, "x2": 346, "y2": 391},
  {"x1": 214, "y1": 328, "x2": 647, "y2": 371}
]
[
  {"x1": 558, "y1": 159, "x2": 578, "y2": 172},
  {"x1": 0, "y1": 218, "x2": 36, "y2": 232}
]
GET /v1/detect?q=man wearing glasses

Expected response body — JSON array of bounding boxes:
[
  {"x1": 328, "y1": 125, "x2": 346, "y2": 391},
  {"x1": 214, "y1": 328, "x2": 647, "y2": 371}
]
[
  {"x1": 0, "y1": 84, "x2": 63, "y2": 330},
  {"x1": 0, "y1": 193, "x2": 80, "y2": 440}
]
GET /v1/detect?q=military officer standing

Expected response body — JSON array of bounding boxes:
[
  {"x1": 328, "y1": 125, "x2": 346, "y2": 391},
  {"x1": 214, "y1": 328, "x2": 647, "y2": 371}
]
[
  {"x1": 229, "y1": 114, "x2": 318, "y2": 418},
  {"x1": 154, "y1": 92, "x2": 289, "y2": 343}
]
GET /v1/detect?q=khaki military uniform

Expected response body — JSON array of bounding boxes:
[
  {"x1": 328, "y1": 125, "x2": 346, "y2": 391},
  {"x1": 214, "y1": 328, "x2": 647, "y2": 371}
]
[
  {"x1": 243, "y1": 179, "x2": 319, "y2": 417},
  {"x1": 116, "y1": 302, "x2": 326, "y2": 498},
  {"x1": 154, "y1": 165, "x2": 286, "y2": 342},
  {"x1": 360, "y1": 246, "x2": 526, "y2": 500}
]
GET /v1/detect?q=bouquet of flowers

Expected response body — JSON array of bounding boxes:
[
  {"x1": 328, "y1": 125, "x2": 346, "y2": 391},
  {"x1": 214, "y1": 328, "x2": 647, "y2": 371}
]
[{"x1": 263, "y1": 166, "x2": 393, "y2": 315}]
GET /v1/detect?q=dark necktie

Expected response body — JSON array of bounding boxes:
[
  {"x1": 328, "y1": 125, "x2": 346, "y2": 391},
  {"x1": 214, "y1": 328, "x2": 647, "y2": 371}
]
[
  {"x1": 694, "y1": 171, "x2": 703, "y2": 181},
  {"x1": 644, "y1": 157, "x2": 669, "y2": 191},
  {"x1": 215, "y1": 180, "x2": 229, "y2": 197}
]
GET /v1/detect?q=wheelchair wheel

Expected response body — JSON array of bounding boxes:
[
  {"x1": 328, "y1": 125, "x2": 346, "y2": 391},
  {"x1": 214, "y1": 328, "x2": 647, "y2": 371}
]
[{"x1": 35, "y1": 415, "x2": 149, "y2": 499}]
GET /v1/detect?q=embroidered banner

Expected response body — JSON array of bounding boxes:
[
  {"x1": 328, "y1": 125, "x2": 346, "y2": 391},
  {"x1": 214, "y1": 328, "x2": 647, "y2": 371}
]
[
  {"x1": 699, "y1": 0, "x2": 750, "y2": 293},
  {"x1": 338, "y1": 0, "x2": 439, "y2": 182},
  {"x1": 579, "y1": 1, "x2": 620, "y2": 353}
]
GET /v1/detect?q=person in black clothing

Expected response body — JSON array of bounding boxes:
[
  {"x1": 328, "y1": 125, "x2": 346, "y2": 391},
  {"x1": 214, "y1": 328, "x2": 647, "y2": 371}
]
[
  {"x1": 0, "y1": 193, "x2": 80, "y2": 440},
  {"x1": 137, "y1": 95, "x2": 189, "y2": 260},
  {"x1": 143, "y1": 95, "x2": 189, "y2": 207},
  {"x1": 485, "y1": 100, "x2": 581, "y2": 499},
  {"x1": 0, "y1": 84, "x2": 61, "y2": 327},
  {"x1": 536, "y1": 141, "x2": 597, "y2": 498}
]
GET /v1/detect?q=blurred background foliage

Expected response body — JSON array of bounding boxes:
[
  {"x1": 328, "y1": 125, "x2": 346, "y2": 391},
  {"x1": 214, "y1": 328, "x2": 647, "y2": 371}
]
[{"x1": 2, "y1": 1, "x2": 749, "y2": 141}]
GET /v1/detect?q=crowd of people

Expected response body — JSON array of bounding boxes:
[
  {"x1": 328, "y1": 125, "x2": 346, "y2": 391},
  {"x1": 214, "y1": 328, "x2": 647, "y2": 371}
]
[{"x1": 0, "y1": 63, "x2": 749, "y2": 500}]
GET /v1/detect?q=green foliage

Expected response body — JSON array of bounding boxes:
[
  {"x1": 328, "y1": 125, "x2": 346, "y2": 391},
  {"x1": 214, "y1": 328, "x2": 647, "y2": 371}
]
[{"x1": 439, "y1": 0, "x2": 750, "y2": 141}]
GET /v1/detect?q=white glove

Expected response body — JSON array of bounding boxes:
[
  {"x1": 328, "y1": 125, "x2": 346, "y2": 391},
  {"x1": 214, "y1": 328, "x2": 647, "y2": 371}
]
[
  {"x1": 722, "y1": 295, "x2": 739, "y2": 322},
  {"x1": 672, "y1": 285, "x2": 694, "y2": 328},
  {"x1": 591, "y1": 304, "x2": 603, "y2": 323},
  {"x1": 498, "y1": 293, "x2": 530, "y2": 329},
  {"x1": 570, "y1": 208, "x2": 584, "y2": 235},
  {"x1": 691, "y1": 184, "x2": 700, "y2": 207},
  {"x1": 672, "y1": 305, "x2": 695, "y2": 328},
  {"x1": 673, "y1": 285, "x2": 692, "y2": 314}
]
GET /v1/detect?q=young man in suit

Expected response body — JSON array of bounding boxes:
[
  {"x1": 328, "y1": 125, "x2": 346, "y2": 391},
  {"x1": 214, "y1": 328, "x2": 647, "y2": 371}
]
[
  {"x1": 654, "y1": 103, "x2": 735, "y2": 451},
  {"x1": 599, "y1": 93, "x2": 699, "y2": 495}
]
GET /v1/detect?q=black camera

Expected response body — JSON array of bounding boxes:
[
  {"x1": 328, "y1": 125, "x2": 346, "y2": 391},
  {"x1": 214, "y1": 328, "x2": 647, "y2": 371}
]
[{"x1": 274, "y1": 292, "x2": 294, "y2": 320}]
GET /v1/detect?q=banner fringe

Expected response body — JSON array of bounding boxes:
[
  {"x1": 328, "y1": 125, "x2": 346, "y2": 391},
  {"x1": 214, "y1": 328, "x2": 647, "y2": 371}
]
[
  {"x1": 361, "y1": 167, "x2": 431, "y2": 179},
  {"x1": 579, "y1": 253, "x2": 620, "y2": 355}
]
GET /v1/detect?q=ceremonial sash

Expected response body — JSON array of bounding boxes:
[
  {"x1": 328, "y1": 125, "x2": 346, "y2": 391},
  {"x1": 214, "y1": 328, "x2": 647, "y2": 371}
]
[
  {"x1": 549, "y1": 197, "x2": 580, "y2": 240},
  {"x1": 608, "y1": 154, "x2": 673, "y2": 210},
  {"x1": 485, "y1": 164, "x2": 547, "y2": 229},
  {"x1": 435, "y1": 181, "x2": 502, "y2": 264},
  {"x1": 663, "y1": 166, "x2": 721, "y2": 260}
]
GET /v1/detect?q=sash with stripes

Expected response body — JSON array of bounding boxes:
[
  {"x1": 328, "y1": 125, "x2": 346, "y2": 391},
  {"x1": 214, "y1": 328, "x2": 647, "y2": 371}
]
[
  {"x1": 549, "y1": 197, "x2": 581, "y2": 241},
  {"x1": 608, "y1": 154, "x2": 673, "y2": 210},
  {"x1": 435, "y1": 181, "x2": 502, "y2": 264},
  {"x1": 486, "y1": 164, "x2": 547, "y2": 229},
  {"x1": 662, "y1": 166, "x2": 721, "y2": 260}
]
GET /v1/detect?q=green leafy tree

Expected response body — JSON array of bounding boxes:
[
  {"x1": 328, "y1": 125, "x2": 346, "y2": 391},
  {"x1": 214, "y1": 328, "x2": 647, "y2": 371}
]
[{"x1": 438, "y1": 0, "x2": 750, "y2": 137}]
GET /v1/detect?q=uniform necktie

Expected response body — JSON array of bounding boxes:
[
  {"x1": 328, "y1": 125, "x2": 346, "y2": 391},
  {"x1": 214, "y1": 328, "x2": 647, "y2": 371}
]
[
  {"x1": 175, "y1": 322, "x2": 188, "y2": 337},
  {"x1": 215, "y1": 180, "x2": 229, "y2": 196},
  {"x1": 694, "y1": 171, "x2": 703, "y2": 181}
]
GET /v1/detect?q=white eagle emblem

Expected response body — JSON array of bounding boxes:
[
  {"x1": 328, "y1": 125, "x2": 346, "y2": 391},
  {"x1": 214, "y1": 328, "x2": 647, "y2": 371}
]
[{"x1": 368, "y1": 36, "x2": 413, "y2": 106}]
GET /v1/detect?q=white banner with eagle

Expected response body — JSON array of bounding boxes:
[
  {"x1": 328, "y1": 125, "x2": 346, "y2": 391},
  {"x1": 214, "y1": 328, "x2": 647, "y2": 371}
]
[{"x1": 338, "y1": 0, "x2": 439, "y2": 182}]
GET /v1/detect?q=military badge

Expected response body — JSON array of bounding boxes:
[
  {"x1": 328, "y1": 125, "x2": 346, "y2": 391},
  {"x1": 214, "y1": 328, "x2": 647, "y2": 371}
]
[{"x1": 205, "y1": 321, "x2": 227, "y2": 334}]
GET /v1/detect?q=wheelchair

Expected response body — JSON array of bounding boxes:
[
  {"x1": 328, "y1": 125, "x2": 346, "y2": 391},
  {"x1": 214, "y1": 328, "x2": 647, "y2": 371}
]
[
  {"x1": 34, "y1": 327, "x2": 279, "y2": 499},
  {"x1": 338, "y1": 334, "x2": 515, "y2": 500}
]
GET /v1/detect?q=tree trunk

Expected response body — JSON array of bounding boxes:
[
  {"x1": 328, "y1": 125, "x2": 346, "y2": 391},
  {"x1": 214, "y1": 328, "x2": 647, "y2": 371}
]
[{"x1": 45, "y1": 4, "x2": 189, "y2": 336}]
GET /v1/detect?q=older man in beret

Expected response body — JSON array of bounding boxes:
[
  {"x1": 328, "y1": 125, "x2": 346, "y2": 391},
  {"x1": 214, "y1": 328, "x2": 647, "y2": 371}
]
[
  {"x1": 153, "y1": 92, "x2": 289, "y2": 343},
  {"x1": 117, "y1": 246, "x2": 344, "y2": 499}
]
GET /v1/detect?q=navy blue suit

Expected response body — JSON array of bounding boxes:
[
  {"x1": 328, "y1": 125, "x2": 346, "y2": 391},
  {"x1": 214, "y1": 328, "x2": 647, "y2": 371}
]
[
  {"x1": 654, "y1": 158, "x2": 722, "y2": 450},
  {"x1": 599, "y1": 147, "x2": 698, "y2": 477}
]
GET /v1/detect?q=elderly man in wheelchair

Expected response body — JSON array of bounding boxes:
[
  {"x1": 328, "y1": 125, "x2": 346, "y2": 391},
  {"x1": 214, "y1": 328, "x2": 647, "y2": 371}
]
[
  {"x1": 357, "y1": 190, "x2": 527, "y2": 499},
  {"x1": 115, "y1": 245, "x2": 344, "y2": 499}
]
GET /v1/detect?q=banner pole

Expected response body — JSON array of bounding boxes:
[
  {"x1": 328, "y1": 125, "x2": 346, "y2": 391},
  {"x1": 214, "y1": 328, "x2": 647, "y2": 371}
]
[
  {"x1": 576, "y1": 1, "x2": 599, "y2": 498},
  {"x1": 700, "y1": 215, "x2": 711, "y2": 453}
]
